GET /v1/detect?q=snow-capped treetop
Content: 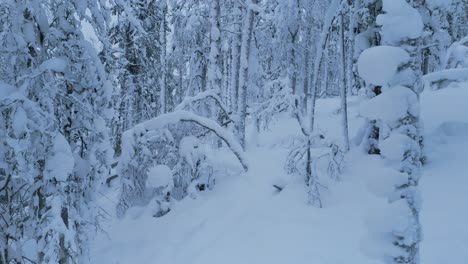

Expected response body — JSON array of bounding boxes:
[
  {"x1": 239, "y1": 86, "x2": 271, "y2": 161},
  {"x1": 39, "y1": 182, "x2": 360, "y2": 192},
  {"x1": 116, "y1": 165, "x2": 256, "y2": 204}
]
[
  {"x1": 357, "y1": 46, "x2": 410, "y2": 86},
  {"x1": 377, "y1": 0, "x2": 423, "y2": 44}
]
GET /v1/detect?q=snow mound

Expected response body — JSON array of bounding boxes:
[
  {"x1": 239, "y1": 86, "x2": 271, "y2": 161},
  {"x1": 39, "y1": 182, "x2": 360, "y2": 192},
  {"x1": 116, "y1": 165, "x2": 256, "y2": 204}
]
[
  {"x1": 433, "y1": 122, "x2": 468, "y2": 138},
  {"x1": 359, "y1": 86, "x2": 419, "y2": 127},
  {"x1": 147, "y1": 165, "x2": 174, "y2": 192},
  {"x1": 365, "y1": 167, "x2": 408, "y2": 198},
  {"x1": 363, "y1": 199, "x2": 416, "y2": 260},
  {"x1": 377, "y1": 0, "x2": 423, "y2": 44},
  {"x1": 358, "y1": 46, "x2": 410, "y2": 85}
]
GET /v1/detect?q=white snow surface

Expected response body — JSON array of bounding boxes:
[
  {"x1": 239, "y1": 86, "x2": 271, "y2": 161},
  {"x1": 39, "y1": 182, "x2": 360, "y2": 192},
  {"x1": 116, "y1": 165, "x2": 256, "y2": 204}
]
[
  {"x1": 357, "y1": 46, "x2": 410, "y2": 86},
  {"x1": 419, "y1": 81, "x2": 468, "y2": 263},
  {"x1": 93, "y1": 82, "x2": 468, "y2": 264}
]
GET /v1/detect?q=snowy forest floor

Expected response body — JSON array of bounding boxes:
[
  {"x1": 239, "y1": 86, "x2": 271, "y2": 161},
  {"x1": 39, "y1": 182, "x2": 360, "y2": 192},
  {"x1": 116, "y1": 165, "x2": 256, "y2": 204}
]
[{"x1": 92, "y1": 82, "x2": 468, "y2": 264}]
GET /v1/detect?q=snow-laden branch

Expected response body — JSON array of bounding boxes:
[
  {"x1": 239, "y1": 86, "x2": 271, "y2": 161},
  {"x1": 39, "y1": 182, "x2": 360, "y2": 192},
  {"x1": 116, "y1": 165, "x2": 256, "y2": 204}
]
[
  {"x1": 423, "y1": 68, "x2": 468, "y2": 89},
  {"x1": 121, "y1": 110, "x2": 248, "y2": 171},
  {"x1": 441, "y1": 35, "x2": 468, "y2": 70},
  {"x1": 175, "y1": 90, "x2": 232, "y2": 120},
  {"x1": 252, "y1": 77, "x2": 291, "y2": 117}
]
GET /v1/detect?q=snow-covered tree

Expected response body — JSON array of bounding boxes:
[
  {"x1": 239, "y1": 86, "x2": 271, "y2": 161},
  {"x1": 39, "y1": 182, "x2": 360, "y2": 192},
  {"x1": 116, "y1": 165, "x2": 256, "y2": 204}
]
[
  {"x1": 357, "y1": 0, "x2": 426, "y2": 262},
  {"x1": 0, "y1": 1, "x2": 113, "y2": 262}
]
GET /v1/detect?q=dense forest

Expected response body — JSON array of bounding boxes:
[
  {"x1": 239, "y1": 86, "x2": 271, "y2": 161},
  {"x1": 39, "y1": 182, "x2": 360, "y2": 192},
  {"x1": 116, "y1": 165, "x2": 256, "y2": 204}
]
[{"x1": 1, "y1": 0, "x2": 467, "y2": 263}]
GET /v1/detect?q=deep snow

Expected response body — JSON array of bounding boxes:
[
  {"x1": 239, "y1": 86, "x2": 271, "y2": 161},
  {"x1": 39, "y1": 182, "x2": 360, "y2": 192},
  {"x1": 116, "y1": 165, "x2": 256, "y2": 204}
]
[
  {"x1": 419, "y1": 83, "x2": 468, "y2": 264},
  {"x1": 92, "y1": 82, "x2": 468, "y2": 264}
]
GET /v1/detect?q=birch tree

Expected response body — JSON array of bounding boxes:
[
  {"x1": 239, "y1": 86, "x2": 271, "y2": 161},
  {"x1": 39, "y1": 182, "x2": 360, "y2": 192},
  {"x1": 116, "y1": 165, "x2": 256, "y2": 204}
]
[{"x1": 237, "y1": 0, "x2": 259, "y2": 149}]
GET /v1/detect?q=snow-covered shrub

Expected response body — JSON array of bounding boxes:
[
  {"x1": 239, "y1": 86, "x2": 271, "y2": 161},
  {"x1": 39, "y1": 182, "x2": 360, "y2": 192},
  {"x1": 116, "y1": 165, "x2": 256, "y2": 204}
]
[
  {"x1": 117, "y1": 111, "x2": 247, "y2": 218},
  {"x1": 117, "y1": 126, "x2": 179, "y2": 218},
  {"x1": 443, "y1": 36, "x2": 468, "y2": 69},
  {"x1": 147, "y1": 165, "x2": 174, "y2": 217},
  {"x1": 285, "y1": 134, "x2": 344, "y2": 207},
  {"x1": 173, "y1": 136, "x2": 214, "y2": 199},
  {"x1": 424, "y1": 36, "x2": 468, "y2": 90},
  {"x1": 252, "y1": 77, "x2": 293, "y2": 130}
]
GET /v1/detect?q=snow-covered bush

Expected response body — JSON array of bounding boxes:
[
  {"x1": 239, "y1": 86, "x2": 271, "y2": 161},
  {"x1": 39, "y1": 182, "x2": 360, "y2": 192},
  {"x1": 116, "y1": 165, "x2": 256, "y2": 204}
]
[
  {"x1": 147, "y1": 165, "x2": 174, "y2": 217},
  {"x1": 117, "y1": 110, "x2": 247, "y2": 218},
  {"x1": 285, "y1": 134, "x2": 344, "y2": 207},
  {"x1": 443, "y1": 36, "x2": 468, "y2": 69},
  {"x1": 173, "y1": 136, "x2": 214, "y2": 199},
  {"x1": 117, "y1": 126, "x2": 178, "y2": 218},
  {"x1": 424, "y1": 36, "x2": 468, "y2": 90},
  {"x1": 252, "y1": 77, "x2": 294, "y2": 130}
]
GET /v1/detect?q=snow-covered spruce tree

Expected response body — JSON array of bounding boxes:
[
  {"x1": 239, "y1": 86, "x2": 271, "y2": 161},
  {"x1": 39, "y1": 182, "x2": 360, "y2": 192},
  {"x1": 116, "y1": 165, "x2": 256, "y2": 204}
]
[
  {"x1": 357, "y1": 0, "x2": 424, "y2": 263},
  {"x1": 1, "y1": 1, "x2": 112, "y2": 262},
  {"x1": 0, "y1": 84, "x2": 74, "y2": 264},
  {"x1": 0, "y1": 13, "x2": 60, "y2": 256},
  {"x1": 0, "y1": 2, "x2": 69, "y2": 262},
  {"x1": 351, "y1": 0, "x2": 384, "y2": 155},
  {"x1": 45, "y1": 1, "x2": 113, "y2": 261}
]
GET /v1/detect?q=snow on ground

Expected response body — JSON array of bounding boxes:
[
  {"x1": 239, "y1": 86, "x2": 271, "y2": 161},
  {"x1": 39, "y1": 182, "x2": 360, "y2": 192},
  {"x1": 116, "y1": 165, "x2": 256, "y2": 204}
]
[
  {"x1": 419, "y1": 81, "x2": 468, "y2": 264},
  {"x1": 92, "y1": 82, "x2": 468, "y2": 264}
]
